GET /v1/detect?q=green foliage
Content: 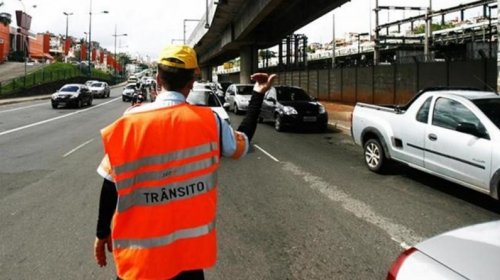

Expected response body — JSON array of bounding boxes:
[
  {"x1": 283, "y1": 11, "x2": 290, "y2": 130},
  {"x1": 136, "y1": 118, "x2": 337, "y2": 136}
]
[
  {"x1": 0, "y1": 10, "x2": 12, "y2": 26},
  {"x1": 0, "y1": 62, "x2": 115, "y2": 96},
  {"x1": 413, "y1": 22, "x2": 455, "y2": 34},
  {"x1": 259, "y1": 50, "x2": 276, "y2": 59}
]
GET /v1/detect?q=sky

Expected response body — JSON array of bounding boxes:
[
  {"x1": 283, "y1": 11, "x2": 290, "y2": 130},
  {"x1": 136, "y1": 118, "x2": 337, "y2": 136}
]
[{"x1": 1, "y1": 0, "x2": 487, "y2": 62}]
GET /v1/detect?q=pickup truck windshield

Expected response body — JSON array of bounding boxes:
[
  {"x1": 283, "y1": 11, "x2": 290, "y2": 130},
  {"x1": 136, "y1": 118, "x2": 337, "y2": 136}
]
[{"x1": 473, "y1": 98, "x2": 500, "y2": 129}]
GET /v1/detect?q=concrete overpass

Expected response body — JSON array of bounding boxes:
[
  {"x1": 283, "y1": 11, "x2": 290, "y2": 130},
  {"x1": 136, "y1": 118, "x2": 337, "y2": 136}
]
[{"x1": 187, "y1": 0, "x2": 349, "y2": 82}]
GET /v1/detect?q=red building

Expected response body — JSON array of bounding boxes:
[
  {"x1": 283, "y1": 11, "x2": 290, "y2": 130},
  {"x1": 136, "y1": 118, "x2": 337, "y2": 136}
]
[{"x1": 0, "y1": 23, "x2": 10, "y2": 62}]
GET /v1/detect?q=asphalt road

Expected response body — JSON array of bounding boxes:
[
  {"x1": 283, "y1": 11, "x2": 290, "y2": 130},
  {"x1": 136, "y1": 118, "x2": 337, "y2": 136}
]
[{"x1": 1, "y1": 89, "x2": 499, "y2": 279}]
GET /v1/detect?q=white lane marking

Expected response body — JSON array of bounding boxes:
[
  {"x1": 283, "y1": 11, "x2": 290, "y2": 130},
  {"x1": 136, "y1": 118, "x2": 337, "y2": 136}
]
[
  {"x1": 0, "y1": 103, "x2": 47, "y2": 114},
  {"x1": 0, "y1": 97, "x2": 120, "y2": 137},
  {"x1": 63, "y1": 138, "x2": 94, "y2": 158},
  {"x1": 282, "y1": 162, "x2": 424, "y2": 249},
  {"x1": 254, "y1": 144, "x2": 280, "y2": 162}
]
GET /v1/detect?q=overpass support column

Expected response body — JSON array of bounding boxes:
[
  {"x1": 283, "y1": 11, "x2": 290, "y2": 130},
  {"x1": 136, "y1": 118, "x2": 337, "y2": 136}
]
[
  {"x1": 201, "y1": 66, "x2": 212, "y2": 82},
  {"x1": 240, "y1": 45, "x2": 258, "y2": 84}
]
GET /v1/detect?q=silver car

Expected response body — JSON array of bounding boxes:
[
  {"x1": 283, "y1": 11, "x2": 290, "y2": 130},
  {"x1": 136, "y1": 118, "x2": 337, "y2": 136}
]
[
  {"x1": 89, "y1": 82, "x2": 110, "y2": 98},
  {"x1": 224, "y1": 84, "x2": 254, "y2": 114},
  {"x1": 387, "y1": 220, "x2": 500, "y2": 280}
]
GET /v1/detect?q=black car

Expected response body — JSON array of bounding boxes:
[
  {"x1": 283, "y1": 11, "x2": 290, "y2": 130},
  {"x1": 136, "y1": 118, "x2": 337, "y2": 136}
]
[
  {"x1": 259, "y1": 86, "x2": 328, "y2": 132},
  {"x1": 51, "y1": 84, "x2": 93, "y2": 109}
]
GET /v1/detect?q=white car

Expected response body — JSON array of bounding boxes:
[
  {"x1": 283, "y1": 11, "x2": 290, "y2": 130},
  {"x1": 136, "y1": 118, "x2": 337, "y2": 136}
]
[
  {"x1": 122, "y1": 83, "x2": 138, "y2": 102},
  {"x1": 388, "y1": 220, "x2": 500, "y2": 280},
  {"x1": 187, "y1": 88, "x2": 230, "y2": 124},
  {"x1": 224, "y1": 84, "x2": 254, "y2": 114},
  {"x1": 352, "y1": 89, "x2": 500, "y2": 199},
  {"x1": 89, "y1": 82, "x2": 110, "y2": 98}
]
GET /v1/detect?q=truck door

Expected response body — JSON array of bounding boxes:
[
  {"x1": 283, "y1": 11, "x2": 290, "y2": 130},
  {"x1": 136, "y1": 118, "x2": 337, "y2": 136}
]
[
  {"x1": 394, "y1": 97, "x2": 432, "y2": 167},
  {"x1": 424, "y1": 97, "x2": 491, "y2": 190}
]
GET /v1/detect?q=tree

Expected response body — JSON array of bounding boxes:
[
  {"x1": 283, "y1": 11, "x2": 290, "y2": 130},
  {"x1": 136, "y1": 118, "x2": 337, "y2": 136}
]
[{"x1": 0, "y1": 2, "x2": 12, "y2": 27}]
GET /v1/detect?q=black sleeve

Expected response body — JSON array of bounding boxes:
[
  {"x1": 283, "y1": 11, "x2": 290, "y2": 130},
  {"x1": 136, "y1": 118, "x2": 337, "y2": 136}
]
[
  {"x1": 236, "y1": 91, "x2": 264, "y2": 141},
  {"x1": 96, "y1": 178, "x2": 118, "y2": 239}
]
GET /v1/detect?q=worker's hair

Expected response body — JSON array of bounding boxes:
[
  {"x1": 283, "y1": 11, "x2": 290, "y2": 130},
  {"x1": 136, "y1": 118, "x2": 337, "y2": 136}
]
[{"x1": 157, "y1": 64, "x2": 195, "y2": 91}]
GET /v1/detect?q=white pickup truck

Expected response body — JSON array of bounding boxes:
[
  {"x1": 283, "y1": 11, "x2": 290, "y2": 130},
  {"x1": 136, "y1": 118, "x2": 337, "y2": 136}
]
[{"x1": 351, "y1": 88, "x2": 500, "y2": 199}]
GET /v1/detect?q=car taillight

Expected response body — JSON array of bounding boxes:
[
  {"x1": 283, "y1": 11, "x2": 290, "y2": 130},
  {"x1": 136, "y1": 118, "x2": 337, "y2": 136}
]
[{"x1": 386, "y1": 247, "x2": 417, "y2": 280}]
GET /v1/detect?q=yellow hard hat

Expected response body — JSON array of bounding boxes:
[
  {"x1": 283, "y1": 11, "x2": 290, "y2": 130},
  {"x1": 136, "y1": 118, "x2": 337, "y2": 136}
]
[{"x1": 157, "y1": 45, "x2": 198, "y2": 69}]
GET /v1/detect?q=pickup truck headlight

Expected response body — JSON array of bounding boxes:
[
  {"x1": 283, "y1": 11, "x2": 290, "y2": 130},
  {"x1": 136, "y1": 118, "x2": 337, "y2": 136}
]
[
  {"x1": 319, "y1": 104, "x2": 326, "y2": 114},
  {"x1": 283, "y1": 106, "x2": 298, "y2": 115}
]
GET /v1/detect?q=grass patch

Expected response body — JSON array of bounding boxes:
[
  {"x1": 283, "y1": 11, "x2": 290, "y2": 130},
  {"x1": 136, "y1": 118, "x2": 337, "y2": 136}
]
[{"x1": 0, "y1": 62, "x2": 115, "y2": 96}]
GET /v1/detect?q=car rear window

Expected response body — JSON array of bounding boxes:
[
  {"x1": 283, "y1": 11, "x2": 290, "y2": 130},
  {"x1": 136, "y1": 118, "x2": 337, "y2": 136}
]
[
  {"x1": 276, "y1": 87, "x2": 312, "y2": 101},
  {"x1": 60, "y1": 86, "x2": 79, "y2": 92},
  {"x1": 187, "y1": 90, "x2": 220, "y2": 107},
  {"x1": 236, "y1": 86, "x2": 254, "y2": 95},
  {"x1": 473, "y1": 98, "x2": 500, "y2": 129}
]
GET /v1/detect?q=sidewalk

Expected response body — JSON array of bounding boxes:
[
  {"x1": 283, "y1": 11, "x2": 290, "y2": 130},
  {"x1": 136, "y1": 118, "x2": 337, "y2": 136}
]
[{"x1": 0, "y1": 93, "x2": 354, "y2": 133}]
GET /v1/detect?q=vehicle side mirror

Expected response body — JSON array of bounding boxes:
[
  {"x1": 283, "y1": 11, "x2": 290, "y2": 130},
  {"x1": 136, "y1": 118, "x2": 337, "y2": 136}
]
[
  {"x1": 223, "y1": 102, "x2": 230, "y2": 110},
  {"x1": 456, "y1": 122, "x2": 487, "y2": 138}
]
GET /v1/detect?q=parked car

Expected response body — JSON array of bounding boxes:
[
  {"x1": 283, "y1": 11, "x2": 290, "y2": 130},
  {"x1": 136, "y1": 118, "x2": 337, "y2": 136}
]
[
  {"x1": 122, "y1": 83, "x2": 139, "y2": 102},
  {"x1": 225, "y1": 83, "x2": 254, "y2": 114},
  {"x1": 51, "y1": 84, "x2": 93, "y2": 109},
  {"x1": 187, "y1": 88, "x2": 230, "y2": 124},
  {"x1": 387, "y1": 220, "x2": 500, "y2": 280},
  {"x1": 85, "y1": 80, "x2": 99, "y2": 87},
  {"x1": 89, "y1": 81, "x2": 110, "y2": 98},
  {"x1": 259, "y1": 86, "x2": 328, "y2": 132},
  {"x1": 194, "y1": 81, "x2": 224, "y2": 103},
  {"x1": 351, "y1": 88, "x2": 500, "y2": 199}
]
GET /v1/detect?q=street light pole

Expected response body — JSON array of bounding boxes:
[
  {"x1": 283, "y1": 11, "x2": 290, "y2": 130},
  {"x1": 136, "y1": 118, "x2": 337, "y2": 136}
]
[
  {"x1": 113, "y1": 25, "x2": 127, "y2": 78},
  {"x1": 183, "y1": 19, "x2": 200, "y2": 44},
  {"x1": 63, "y1": 12, "x2": 73, "y2": 62},
  {"x1": 88, "y1": 0, "x2": 108, "y2": 77},
  {"x1": 205, "y1": 0, "x2": 210, "y2": 29}
]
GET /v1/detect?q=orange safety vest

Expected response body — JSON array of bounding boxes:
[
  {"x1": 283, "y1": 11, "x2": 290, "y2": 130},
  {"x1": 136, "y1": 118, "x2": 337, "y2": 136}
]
[{"x1": 101, "y1": 104, "x2": 220, "y2": 280}]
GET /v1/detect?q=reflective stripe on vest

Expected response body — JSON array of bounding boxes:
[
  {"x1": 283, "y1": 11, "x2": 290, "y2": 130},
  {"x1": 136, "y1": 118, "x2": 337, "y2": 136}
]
[
  {"x1": 115, "y1": 154, "x2": 219, "y2": 191},
  {"x1": 101, "y1": 104, "x2": 220, "y2": 279},
  {"x1": 114, "y1": 220, "x2": 216, "y2": 249}
]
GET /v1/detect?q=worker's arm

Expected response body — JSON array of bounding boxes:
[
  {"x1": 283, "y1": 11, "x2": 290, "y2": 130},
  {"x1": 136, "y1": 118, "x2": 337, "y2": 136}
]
[
  {"x1": 94, "y1": 178, "x2": 117, "y2": 267},
  {"x1": 219, "y1": 73, "x2": 277, "y2": 159},
  {"x1": 96, "y1": 178, "x2": 117, "y2": 239}
]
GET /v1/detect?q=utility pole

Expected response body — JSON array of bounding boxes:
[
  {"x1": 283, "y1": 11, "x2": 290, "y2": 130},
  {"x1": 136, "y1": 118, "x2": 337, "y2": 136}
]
[
  {"x1": 332, "y1": 12, "x2": 335, "y2": 68},
  {"x1": 424, "y1": 0, "x2": 432, "y2": 60},
  {"x1": 374, "y1": 0, "x2": 379, "y2": 65}
]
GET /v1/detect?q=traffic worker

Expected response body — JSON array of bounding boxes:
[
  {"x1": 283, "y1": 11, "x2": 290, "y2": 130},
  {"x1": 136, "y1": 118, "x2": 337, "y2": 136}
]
[{"x1": 94, "y1": 44, "x2": 276, "y2": 280}]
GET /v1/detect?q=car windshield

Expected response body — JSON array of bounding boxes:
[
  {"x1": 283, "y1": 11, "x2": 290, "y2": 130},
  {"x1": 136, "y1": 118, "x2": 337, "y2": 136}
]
[
  {"x1": 125, "y1": 84, "x2": 136, "y2": 89},
  {"x1": 60, "y1": 86, "x2": 79, "y2": 92},
  {"x1": 236, "y1": 86, "x2": 254, "y2": 95},
  {"x1": 472, "y1": 98, "x2": 500, "y2": 129},
  {"x1": 187, "y1": 91, "x2": 221, "y2": 107},
  {"x1": 92, "y1": 83, "x2": 103, "y2": 87},
  {"x1": 276, "y1": 87, "x2": 312, "y2": 101}
]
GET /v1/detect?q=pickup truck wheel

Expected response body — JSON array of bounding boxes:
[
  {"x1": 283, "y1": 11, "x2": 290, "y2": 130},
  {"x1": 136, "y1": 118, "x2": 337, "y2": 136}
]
[{"x1": 364, "y1": 139, "x2": 386, "y2": 173}]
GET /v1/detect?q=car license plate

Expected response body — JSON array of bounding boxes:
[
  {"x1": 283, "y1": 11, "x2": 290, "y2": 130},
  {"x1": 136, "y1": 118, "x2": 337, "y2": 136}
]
[
  {"x1": 303, "y1": 116, "x2": 317, "y2": 122},
  {"x1": 59, "y1": 102, "x2": 66, "y2": 107}
]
